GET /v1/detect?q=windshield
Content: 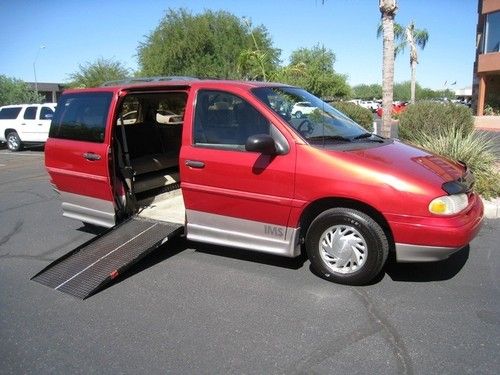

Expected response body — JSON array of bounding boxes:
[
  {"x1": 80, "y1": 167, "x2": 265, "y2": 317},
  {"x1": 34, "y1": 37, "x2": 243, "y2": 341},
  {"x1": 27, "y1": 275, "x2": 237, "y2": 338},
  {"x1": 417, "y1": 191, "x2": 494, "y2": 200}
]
[{"x1": 252, "y1": 86, "x2": 369, "y2": 144}]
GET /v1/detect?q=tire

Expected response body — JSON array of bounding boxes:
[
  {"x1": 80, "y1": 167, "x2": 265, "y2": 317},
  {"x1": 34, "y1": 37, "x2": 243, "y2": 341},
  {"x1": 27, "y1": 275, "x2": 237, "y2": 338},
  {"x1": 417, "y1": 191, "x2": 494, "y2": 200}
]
[
  {"x1": 305, "y1": 208, "x2": 388, "y2": 285},
  {"x1": 6, "y1": 131, "x2": 23, "y2": 152},
  {"x1": 295, "y1": 111, "x2": 303, "y2": 118}
]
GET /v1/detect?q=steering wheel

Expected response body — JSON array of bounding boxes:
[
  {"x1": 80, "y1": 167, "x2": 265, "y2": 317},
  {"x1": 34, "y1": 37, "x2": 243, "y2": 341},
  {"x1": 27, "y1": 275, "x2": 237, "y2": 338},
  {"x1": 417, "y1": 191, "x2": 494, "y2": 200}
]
[{"x1": 297, "y1": 119, "x2": 313, "y2": 136}]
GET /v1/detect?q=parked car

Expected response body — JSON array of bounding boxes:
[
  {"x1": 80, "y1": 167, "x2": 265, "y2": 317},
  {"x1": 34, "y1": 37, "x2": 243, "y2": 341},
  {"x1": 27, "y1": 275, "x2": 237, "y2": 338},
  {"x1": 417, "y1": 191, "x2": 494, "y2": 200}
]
[
  {"x1": 376, "y1": 102, "x2": 408, "y2": 117},
  {"x1": 44, "y1": 79, "x2": 483, "y2": 286},
  {"x1": 291, "y1": 101, "x2": 317, "y2": 118},
  {"x1": 359, "y1": 100, "x2": 380, "y2": 112},
  {"x1": 0, "y1": 103, "x2": 57, "y2": 151}
]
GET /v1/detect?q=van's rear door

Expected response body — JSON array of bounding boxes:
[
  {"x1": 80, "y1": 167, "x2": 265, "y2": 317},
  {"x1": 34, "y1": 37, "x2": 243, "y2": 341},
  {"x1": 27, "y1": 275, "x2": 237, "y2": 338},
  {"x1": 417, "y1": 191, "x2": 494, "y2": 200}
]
[{"x1": 45, "y1": 91, "x2": 117, "y2": 228}]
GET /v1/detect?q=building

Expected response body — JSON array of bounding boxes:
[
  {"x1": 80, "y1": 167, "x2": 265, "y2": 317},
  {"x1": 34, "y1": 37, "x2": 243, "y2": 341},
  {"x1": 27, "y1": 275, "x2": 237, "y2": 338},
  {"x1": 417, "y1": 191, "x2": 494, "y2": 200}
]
[
  {"x1": 27, "y1": 82, "x2": 66, "y2": 103},
  {"x1": 472, "y1": 0, "x2": 500, "y2": 115}
]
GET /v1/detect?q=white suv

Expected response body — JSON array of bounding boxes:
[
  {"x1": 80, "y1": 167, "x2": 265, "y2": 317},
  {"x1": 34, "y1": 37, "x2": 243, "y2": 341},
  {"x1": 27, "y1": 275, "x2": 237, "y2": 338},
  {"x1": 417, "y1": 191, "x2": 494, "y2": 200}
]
[
  {"x1": 291, "y1": 101, "x2": 317, "y2": 118},
  {"x1": 359, "y1": 100, "x2": 380, "y2": 112},
  {"x1": 0, "y1": 103, "x2": 56, "y2": 151}
]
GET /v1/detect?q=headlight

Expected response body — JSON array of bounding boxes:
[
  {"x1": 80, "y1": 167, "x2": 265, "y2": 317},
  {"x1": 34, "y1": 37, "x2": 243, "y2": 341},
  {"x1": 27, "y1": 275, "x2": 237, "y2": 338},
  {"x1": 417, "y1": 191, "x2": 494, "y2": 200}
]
[{"x1": 428, "y1": 194, "x2": 468, "y2": 215}]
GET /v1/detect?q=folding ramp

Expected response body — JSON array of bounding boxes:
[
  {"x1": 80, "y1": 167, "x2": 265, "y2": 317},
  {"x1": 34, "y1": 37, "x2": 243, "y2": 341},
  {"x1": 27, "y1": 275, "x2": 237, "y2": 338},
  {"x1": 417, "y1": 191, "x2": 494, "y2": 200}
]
[{"x1": 32, "y1": 217, "x2": 183, "y2": 299}]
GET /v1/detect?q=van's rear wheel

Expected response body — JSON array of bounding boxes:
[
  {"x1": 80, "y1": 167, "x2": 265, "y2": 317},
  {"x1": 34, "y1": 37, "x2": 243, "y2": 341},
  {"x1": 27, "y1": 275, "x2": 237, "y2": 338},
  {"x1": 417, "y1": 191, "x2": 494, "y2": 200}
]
[
  {"x1": 305, "y1": 208, "x2": 388, "y2": 285},
  {"x1": 7, "y1": 131, "x2": 23, "y2": 152}
]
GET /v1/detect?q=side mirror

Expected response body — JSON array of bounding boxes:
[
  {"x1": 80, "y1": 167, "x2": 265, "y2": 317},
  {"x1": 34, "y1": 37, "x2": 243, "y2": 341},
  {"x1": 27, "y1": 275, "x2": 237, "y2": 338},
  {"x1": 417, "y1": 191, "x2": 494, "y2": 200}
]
[{"x1": 245, "y1": 134, "x2": 277, "y2": 155}]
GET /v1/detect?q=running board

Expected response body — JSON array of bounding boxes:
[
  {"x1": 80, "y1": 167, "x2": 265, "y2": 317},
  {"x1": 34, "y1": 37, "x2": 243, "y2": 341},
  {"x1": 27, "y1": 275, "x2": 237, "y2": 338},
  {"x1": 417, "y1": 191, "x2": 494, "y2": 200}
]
[{"x1": 32, "y1": 217, "x2": 183, "y2": 299}]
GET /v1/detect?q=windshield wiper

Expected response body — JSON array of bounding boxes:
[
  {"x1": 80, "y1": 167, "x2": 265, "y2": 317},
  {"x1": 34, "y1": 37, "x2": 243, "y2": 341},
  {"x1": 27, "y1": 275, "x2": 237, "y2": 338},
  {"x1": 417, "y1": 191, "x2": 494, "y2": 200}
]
[
  {"x1": 352, "y1": 132, "x2": 373, "y2": 140},
  {"x1": 352, "y1": 133, "x2": 384, "y2": 143},
  {"x1": 306, "y1": 135, "x2": 352, "y2": 142}
]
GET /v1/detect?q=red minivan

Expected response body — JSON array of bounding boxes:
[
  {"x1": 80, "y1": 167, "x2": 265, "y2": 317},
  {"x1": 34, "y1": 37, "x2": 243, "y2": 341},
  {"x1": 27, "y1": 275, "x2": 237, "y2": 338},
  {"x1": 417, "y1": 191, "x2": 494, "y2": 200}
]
[{"x1": 45, "y1": 79, "x2": 483, "y2": 285}]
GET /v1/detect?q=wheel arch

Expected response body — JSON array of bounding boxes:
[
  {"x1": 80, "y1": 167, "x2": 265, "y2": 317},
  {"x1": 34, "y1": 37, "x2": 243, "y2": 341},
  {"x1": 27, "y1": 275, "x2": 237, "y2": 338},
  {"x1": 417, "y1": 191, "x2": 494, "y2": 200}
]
[
  {"x1": 298, "y1": 197, "x2": 394, "y2": 251},
  {"x1": 4, "y1": 128, "x2": 17, "y2": 138}
]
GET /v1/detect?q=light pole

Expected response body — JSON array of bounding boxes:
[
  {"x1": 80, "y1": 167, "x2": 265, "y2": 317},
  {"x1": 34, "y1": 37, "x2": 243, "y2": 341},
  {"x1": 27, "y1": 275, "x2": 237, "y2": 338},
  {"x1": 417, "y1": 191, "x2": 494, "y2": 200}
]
[{"x1": 33, "y1": 45, "x2": 46, "y2": 95}]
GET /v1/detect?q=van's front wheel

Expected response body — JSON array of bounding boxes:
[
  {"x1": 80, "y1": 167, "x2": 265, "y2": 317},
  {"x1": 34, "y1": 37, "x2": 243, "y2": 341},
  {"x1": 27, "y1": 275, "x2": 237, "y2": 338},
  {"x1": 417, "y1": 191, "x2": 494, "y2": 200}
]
[{"x1": 305, "y1": 208, "x2": 388, "y2": 285}]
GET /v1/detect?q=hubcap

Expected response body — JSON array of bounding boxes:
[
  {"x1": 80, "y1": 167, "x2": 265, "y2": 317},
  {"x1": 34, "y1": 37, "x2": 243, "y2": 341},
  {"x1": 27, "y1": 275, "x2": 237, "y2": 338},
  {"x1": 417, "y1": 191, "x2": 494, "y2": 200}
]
[
  {"x1": 7, "y1": 135, "x2": 19, "y2": 150},
  {"x1": 319, "y1": 225, "x2": 367, "y2": 274}
]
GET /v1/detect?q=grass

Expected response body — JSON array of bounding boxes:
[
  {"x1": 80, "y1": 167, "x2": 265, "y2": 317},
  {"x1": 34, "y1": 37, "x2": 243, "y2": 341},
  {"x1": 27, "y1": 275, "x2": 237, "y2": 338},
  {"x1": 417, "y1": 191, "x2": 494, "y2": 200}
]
[{"x1": 407, "y1": 128, "x2": 500, "y2": 199}]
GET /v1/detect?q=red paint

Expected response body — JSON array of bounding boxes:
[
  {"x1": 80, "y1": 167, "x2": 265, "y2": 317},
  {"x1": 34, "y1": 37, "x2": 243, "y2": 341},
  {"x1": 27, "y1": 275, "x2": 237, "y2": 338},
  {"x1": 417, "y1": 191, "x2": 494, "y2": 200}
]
[{"x1": 46, "y1": 80, "x2": 483, "y2": 254}]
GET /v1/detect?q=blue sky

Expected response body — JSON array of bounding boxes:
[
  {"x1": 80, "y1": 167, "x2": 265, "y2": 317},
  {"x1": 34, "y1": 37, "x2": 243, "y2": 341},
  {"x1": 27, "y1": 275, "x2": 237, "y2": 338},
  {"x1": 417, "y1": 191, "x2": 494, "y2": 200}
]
[{"x1": 0, "y1": 0, "x2": 477, "y2": 90}]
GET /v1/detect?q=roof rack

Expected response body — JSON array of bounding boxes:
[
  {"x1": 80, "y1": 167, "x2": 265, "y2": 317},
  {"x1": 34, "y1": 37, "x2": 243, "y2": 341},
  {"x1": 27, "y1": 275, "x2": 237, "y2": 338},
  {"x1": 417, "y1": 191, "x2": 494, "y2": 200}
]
[{"x1": 101, "y1": 76, "x2": 199, "y2": 87}]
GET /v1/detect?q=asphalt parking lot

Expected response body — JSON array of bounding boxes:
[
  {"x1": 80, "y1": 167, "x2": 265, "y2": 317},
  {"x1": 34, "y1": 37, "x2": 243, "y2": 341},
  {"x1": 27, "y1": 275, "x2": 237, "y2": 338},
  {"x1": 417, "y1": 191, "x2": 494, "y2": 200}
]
[{"x1": 0, "y1": 149, "x2": 499, "y2": 374}]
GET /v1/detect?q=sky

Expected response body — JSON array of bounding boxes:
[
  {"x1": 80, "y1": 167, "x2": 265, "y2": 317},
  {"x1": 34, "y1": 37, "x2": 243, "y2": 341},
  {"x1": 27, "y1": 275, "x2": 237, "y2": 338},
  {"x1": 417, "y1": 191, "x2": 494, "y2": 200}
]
[{"x1": 0, "y1": 0, "x2": 478, "y2": 91}]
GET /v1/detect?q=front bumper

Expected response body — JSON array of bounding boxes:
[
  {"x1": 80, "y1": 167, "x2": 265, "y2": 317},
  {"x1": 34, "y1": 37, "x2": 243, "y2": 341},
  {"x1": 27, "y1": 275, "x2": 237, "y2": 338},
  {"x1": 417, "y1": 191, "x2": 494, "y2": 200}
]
[
  {"x1": 395, "y1": 243, "x2": 464, "y2": 262},
  {"x1": 388, "y1": 193, "x2": 484, "y2": 262}
]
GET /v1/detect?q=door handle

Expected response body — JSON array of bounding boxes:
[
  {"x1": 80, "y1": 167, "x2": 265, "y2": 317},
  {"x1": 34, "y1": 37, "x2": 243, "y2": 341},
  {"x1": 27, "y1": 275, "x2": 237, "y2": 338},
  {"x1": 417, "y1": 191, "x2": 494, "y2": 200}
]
[
  {"x1": 83, "y1": 152, "x2": 101, "y2": 161},
  {"x1": 185, "y1": 160, "x2": 205, "y2": 168}
]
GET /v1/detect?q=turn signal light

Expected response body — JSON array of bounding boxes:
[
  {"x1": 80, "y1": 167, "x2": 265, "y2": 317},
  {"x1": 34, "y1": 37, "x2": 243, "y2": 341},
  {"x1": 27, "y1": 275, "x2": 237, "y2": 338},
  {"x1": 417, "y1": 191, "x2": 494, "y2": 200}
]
[{"x1": 428, "y1": 194, "x2": 468, "y2": 215}]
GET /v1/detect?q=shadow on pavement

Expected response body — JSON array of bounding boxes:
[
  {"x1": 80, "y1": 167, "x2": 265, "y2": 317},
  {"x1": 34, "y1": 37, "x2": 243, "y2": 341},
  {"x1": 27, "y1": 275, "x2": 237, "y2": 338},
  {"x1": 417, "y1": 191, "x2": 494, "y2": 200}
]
[
  {"x1": 0, "y1": 144, "x2": 44, "y2": 152},
  {"x1": 189, "y1": 240, "x2": 308, "y2": 270},
  {"x1": 74, "y1": 222, "x2": 470, "y2": 296},
  {"x1": 385, "y1": 245, "x2": 470, "y2": 282}
]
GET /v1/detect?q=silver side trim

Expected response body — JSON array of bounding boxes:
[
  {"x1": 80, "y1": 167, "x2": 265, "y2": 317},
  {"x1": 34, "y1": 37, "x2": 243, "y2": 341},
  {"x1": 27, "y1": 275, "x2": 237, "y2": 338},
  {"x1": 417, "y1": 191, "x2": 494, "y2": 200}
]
[
  {"x1": 395, "y1": 243, "x2": 462, "y2": 263},
  {"x1": 60, "y1": 191, "x2": 116, "y2": 228},
  {"x1": 186, "y1": 209, "x2": 301, "y2": 257}
]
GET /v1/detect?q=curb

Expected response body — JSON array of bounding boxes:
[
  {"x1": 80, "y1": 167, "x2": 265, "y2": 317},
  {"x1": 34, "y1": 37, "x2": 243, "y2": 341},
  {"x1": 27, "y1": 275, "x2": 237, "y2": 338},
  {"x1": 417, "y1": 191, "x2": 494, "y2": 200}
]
[
  {"x1": 476, "y1": 127, "x2": 500, "y2": 132},
  {"x1": 482, "y1": 198, "x2": 500, "y2": 219}
]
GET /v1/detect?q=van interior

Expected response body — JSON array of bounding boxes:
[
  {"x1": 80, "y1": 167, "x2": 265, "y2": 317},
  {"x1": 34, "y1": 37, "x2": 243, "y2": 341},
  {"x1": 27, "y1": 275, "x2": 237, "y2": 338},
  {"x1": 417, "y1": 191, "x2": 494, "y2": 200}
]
[{"x1": 114, "y1": 91, "x2": 187, "y2": 224}]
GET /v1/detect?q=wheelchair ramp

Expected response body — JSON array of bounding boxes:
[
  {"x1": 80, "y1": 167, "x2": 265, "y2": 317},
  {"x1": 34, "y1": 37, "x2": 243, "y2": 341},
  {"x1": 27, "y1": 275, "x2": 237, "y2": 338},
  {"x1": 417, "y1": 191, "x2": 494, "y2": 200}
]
[{"x1": 32, "y1": 217, "x2": 183, "y2": 299}]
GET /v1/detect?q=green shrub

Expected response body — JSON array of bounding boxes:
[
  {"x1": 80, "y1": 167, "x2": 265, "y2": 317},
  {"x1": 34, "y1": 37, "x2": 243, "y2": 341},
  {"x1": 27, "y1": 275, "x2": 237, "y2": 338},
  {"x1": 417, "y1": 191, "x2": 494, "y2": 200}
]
[
  {"x1": 407, "y1": 128, "x2": 500, "y2": 199},
  {"x1": 484, "y1": 104, "x2": 500, "y2": 116},
  {"x1": 398, "y1": 101, "x2": 474, "y2": 141},
  {"x1": 332, "y1": 102, "x2": 373, "y2": 132}
]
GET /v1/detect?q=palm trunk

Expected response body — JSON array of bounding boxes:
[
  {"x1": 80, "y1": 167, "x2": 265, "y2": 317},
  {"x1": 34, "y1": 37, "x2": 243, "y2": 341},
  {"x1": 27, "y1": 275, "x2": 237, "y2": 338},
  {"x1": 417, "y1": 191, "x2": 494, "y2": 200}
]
[
  {"x1": 379, "y1": 0, "x2": 397, "y2": 138},
  {"x1": 410, "y1": 60, "x2": 416, "y2": 104}
]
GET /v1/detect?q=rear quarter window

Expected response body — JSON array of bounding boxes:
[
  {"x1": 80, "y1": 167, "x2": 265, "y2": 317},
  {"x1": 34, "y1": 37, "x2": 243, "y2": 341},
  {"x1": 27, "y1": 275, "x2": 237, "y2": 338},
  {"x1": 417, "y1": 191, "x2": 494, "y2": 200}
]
[
  {"x1": 49, "y1": 92, "x2": 112, "y2": 143},
  {"x1": 40, "y1": 106, "x2": 55, "y2": 120},
  {"x1": 0, "y1": 107, "x2": 22, "y2": 120}
]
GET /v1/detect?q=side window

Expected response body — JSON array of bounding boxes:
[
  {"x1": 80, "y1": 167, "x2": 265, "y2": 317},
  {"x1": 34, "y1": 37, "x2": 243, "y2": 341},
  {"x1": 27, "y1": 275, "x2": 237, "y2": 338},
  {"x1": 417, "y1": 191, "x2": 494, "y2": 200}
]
[
  {"x1": 49, "y1": 93, "x2": 112, "y2": 143},
  {"x1": 116, "y1": 92, "x2": 186, "y2": 125},
  {"x1": 0, "y1": 107, "x2": 22, "y2": 119},
  {"x1": 117, "y1": 97, "x2": 140, "y2": 125},
  {"x1": 194, "y1": 90, "x2": 270, "y2": 150},
  {"x1": 40, "y1": 106, "x2": 55, "y2": 120},
  {"x1": 24, "y1": 106, "x2": 37, "y2": 120}
]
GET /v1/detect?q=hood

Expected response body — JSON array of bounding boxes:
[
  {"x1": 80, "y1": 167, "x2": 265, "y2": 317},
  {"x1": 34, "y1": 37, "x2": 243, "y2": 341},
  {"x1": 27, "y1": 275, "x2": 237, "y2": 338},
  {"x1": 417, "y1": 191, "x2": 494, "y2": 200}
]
[{"x1": 346, "y1": 140, "x2": 468, "y2": 193}]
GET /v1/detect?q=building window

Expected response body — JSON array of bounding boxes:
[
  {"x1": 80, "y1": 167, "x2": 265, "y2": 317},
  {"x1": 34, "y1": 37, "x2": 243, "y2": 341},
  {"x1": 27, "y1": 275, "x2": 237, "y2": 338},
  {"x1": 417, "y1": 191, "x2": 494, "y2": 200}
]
[{"x1": 484, "y1": 11, "x2": 500, "y2": 53}]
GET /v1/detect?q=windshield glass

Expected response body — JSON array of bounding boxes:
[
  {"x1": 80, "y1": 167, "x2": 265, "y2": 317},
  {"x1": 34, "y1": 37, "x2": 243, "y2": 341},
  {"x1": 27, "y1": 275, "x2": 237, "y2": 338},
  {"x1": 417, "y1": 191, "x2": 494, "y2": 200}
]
[{"x1": 252, "y1": 86, "x2": 369, "y2": 144}]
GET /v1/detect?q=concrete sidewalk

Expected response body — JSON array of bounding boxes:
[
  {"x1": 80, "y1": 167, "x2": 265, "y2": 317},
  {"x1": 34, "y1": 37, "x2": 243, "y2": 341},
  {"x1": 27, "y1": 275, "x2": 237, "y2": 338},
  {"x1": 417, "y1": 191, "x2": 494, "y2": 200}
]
[
  {"x1": 483, "y1": 198, "x2": 500, "y2": 219},
  {"x1": 475, "y1": 115, "x2": 500, "y2": 131}
]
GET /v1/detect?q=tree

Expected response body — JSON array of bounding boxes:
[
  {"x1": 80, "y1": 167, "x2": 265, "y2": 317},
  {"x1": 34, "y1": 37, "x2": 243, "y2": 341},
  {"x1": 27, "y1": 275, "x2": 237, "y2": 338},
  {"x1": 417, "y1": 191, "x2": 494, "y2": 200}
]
[
  {"x1": 137, "y1": 9, "x2": 280, "y2": 80},
  {"x1": 352, "y1": 84, "x2": 382, "y2": 100},
  {"x1": 395, "y1": 22, "x2": 429, "y2": 104},
  {"x1": 393, "y1": 81, "x2": 415, "y2": 101},
  {"x1": 237, "y1": 19, "x2": 274, "y2": 81},
  {"x1": 0, "y1": 75, "x2": 43, "y2": 106},
  {"x1": 389, "y1": 81, "x2": 455, "y2": 101},
  {"x1": 68, "y1": 58, "x2": 129, "y2": 88},
  {"x1": 276, "y1": 45, "x2": 351, "y2": 98},
  {"x1": 378, "y1": 0, "x2": 398, "y2": 138}
]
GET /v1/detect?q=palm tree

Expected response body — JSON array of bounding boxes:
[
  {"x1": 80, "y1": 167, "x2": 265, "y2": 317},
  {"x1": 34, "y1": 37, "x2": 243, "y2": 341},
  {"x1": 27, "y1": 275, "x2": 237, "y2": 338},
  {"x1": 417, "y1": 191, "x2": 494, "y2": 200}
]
[
  {"x1": 378, "y1": 0, "x2": 398, "y2": 138},
  {"x1": 397, "y1": 22, "x2": 429, "y2": 104}
]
